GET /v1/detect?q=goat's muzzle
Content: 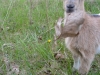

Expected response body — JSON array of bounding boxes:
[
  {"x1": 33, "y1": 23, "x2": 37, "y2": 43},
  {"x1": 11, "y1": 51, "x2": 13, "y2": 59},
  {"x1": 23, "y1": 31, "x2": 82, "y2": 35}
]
[{"x1": 66, "y1": 4, "x2": 75, "y2": 13}]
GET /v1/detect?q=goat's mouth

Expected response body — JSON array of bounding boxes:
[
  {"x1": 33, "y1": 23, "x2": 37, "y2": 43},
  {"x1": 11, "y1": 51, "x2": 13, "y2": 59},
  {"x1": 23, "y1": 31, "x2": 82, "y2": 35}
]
[{"x1": 66, "y1": 8, "x2": 74, "y2": 13}]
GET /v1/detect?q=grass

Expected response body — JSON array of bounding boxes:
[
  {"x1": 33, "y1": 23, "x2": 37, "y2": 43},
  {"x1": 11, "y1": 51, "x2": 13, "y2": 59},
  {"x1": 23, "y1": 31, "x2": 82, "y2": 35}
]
[{"x1": 0, "y1": 0, "x2": 100, "y2": 75}]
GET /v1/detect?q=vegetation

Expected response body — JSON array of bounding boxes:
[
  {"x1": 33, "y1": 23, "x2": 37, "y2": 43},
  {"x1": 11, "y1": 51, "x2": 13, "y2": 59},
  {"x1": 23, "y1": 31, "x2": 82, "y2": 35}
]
[{"x1": 0, "y1": 0, "x2": 100, "y2": 75}]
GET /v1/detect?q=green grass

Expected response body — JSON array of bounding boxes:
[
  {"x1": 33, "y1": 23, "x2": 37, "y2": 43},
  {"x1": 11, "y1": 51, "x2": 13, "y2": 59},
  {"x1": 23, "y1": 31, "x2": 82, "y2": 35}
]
[{"x1": 0, "y1": 0, "x2": 100, "y2": 75}]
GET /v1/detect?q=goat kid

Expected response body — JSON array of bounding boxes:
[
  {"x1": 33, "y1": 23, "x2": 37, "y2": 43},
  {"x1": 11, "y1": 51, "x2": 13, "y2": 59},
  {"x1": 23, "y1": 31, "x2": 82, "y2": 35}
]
[{"x1": 55, "y1": 0, "x2": 100, "y2": 75}]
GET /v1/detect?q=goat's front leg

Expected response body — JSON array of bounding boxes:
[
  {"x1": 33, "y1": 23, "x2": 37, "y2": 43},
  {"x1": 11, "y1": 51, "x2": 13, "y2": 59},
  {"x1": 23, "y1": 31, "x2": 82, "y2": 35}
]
[
  {"x1": 78, "y1": 52, "x2": 95, "y2": 75},
  {"x1": 55, "y1": 20, "x2": 80, "y2": 39},
  {"x1": 72, "y1": 54, "x2": 81, "y2": 75},
  {"x1": 55, "y1": 18, "x2": 62, "y2": 37},
  {"x1": 73, "y1": 54, "x2": 80, "y2": 71}
]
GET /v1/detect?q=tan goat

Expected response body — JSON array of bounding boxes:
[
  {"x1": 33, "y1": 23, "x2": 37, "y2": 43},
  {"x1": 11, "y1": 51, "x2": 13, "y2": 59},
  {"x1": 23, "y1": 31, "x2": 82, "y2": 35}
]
[{"x1": 55, "y1": 0, "x2": 100, "y2": 75}]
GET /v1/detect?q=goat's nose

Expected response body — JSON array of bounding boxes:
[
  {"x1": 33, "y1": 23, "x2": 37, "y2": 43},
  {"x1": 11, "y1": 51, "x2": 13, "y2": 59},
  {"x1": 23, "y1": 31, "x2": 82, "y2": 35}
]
[{"x1": 67, "y1": 4, "x2": 75, "y2": 9}]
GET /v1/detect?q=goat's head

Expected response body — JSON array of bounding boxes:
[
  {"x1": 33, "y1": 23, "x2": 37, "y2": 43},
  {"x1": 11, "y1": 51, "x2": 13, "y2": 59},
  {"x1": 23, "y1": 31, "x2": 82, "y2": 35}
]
[{"x1": 63, "y1": 0, "x2": 85, "y2": 13}]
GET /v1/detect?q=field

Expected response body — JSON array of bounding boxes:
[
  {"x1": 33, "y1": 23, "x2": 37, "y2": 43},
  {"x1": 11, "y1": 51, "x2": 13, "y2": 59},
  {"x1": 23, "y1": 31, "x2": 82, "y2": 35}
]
[{"x1": 0, "y1": 0, "x2": 100, "y2": 75}]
